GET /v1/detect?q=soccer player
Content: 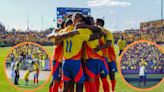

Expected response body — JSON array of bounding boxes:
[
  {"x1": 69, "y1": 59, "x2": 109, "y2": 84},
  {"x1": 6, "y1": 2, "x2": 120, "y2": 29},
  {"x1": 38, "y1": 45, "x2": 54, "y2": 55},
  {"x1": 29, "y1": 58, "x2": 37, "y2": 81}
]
[
  {"x1": 14, "y1": 59, "x2": 20, "y2": 85},
  {"x1": 117, "y1": 35, "x2": 127, "y2": 56},
  {"x1": 48, "y1": 19, "x2": 73, "y2": 92},
  {"x1": 139, "y1": 59, "x2": 147, "y2": 86},
  {"x1": 10, "y1": 52, "x2": 15, "y2": 83},
  {"x1": 24, "y1": 70, "x2": 32, "y2": 85},
  {"x1": 95, "y1": 18, "x2": 117, "y2": 92},
  {"x1": 80, "y1": 16, "x2": 109, "y2": 92},
  {"x1": 32, "y1": 61, "x2": 39, "y2": 85}
]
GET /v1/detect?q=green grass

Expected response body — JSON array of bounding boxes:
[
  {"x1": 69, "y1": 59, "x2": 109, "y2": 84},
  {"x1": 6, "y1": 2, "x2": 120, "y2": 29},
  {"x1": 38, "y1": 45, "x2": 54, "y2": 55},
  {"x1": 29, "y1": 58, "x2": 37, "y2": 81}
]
[
  {"x1": 0, "y1": 46, "x2": 164, "y2": 92},
  {"x1": 11, "y1": 79, "x2": 45, "y2": 89}
]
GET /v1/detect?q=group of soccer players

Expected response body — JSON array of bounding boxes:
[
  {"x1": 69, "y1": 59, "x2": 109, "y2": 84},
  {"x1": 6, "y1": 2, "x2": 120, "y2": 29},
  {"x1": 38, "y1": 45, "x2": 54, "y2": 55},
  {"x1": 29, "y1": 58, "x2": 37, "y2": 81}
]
[{"x1": 48, "y1": 13, "x2": 117, "y2": 92}]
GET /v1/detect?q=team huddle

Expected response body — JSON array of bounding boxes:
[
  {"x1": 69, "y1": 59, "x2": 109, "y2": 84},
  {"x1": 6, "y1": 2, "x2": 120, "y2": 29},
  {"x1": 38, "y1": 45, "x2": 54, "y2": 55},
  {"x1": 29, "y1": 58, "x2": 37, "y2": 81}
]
[{"x1": 48, "y1": 13, "x2": 117, "y2": 92}]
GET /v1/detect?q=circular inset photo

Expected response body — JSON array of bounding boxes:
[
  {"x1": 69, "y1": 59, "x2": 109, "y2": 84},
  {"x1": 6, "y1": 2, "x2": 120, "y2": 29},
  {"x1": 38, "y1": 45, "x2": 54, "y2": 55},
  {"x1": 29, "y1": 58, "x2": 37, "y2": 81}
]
[
  {"x1": 4, "y1": 42, "x2": 51, "y2": 91},
  {"x1": 120, "y1": 40, "x2": 164, "y2": 90}
]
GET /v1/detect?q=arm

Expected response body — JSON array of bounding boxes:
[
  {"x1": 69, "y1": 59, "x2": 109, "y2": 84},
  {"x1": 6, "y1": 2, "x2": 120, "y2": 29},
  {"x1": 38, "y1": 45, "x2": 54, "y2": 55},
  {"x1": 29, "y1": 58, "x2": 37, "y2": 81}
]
[
  {"x1": 77, "y1": 24, "x2": 104, "y2": 35},
  {"x1": 48, "y1": 31, "x2": 79, "y2": 45},
  {"x1": 56, "y1": 31, "x2": 79, "y2": 40},
  {"x1": 93, "y1": 40, "x2": 112, "y2": 52},
  {"x1": 89, "y1": 32, "x2": 102, "y2": 41}
]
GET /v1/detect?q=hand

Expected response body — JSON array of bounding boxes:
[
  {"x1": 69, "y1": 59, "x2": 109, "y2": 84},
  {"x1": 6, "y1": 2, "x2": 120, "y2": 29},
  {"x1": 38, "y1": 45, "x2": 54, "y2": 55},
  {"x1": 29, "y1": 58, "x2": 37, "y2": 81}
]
[
  {"x1": 47, "y1": 33, "x2": 58, "y2": 39},
  {"x1": 92, "y1": 47, "x2": 100, "y2": 53}
]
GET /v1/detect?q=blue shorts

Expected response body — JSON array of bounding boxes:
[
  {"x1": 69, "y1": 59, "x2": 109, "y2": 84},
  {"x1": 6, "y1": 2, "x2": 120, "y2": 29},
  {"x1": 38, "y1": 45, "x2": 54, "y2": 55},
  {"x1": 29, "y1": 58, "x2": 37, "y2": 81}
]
[
  {"x1": 100, "y1": 58, "x2": 109, "y2": 77},
  {"x1": 108, "y1": 61, "x2": 117, "y2": 72},
  {"x1": 63, "y1": 59, "x2": 85, "y2": 83},
  {"x1": 52, "y1": 60, "x2": 62, "y2": 80},
  {"x1": 85, "y1": 58, "x2": 109, "y2": 79}
]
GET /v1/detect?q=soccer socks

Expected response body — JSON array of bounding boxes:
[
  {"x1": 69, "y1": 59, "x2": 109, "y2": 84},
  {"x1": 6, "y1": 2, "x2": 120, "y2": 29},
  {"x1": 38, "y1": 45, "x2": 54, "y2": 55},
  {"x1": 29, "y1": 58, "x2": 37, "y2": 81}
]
[
  {"x1": 52, "y1": 82, "x2": 60, "y2": 92},
  {"x1": 111, "y1": 80, "x2": 116, "y2": 91},
  {"x1": 84, "y1": 82, "x2": 90, "y2": 92},
  {"x1": 49, "y1": 86, "x2": 53, "y2": 92},
  {"x1": 102, "y1": 78, "x2": 110, "y2": 92},
  {"x1": 88, "y1": 81, "x2": 97, "y2": 92},
  {"x1": 95, "y1": 78, "x2": 100, "y2": 92}
]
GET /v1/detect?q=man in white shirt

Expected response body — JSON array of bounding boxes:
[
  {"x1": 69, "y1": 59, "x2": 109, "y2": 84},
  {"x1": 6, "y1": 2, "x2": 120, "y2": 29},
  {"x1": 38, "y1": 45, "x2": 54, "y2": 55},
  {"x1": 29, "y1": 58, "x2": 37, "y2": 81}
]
[{"x1": 139, "y1": 61, "x2": 147, "y2": 86}]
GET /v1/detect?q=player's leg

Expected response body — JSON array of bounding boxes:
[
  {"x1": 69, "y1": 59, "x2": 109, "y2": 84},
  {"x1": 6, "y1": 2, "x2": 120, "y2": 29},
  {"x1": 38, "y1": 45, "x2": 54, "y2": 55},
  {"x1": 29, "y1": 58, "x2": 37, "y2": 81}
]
[
  {"x1": 33, "y1": 72, "x2": 35, "y2": 84},
  {"x1": 69, "y1": 81, "x2": 75, "y2": 92},
  {"x1": 144, "y1": 76, "x2": 146, "y2": 86},
  {"x1": 36, "y1": 70, "x2": 39, "y2": 84},
  {"x1": 71, "y1": 60, "x2": 85, "y2": 92},
  {"x1": 49, "y1": 80, "x2": 53, "y2": 92},
  {"x1": 63, "y1": 60, "x2": 74, "y2": 92},
  {"x1": 27, "y1": 79, "x2": 29, "y2": 85},
  {"x1": 17, "y1": 72, "x2": 20, "y2": 85},
  {"x1": 14, "y1": 70, "x2": 17, "y2": 84},
  {"x1": 76, "y1": 83, "x2": 83, "y2": 92},
  {"x1": 25, "y1": 80, "x2": 27, "y2": 85},
  {"x1": 109, "y1": 71, "x2": 116, "y2": 92},
  {"x1": 99, "y1": 58, "x2": 110, "y2": 92},
  {"x1": 108, "y1": 61, "x2": 117, "y2": 92},
  {"x1": 52, "y1": 62, "x2": 63, "y2": 92},
  {"x1": 138, "y1": 76, "x2": 141, "y2": 86},
  {"x1": 63, "y1": 82, "x2": 70, "y2": 92},
  {"x1": 85, "y1": 59, "x2": 97, "y2": 92},
  {"x1": 81, "y1": 59, "x2": 90, "y2": 92},
  {"x1": 100, "y1": 74, "x2": 110, "y2": 92}
]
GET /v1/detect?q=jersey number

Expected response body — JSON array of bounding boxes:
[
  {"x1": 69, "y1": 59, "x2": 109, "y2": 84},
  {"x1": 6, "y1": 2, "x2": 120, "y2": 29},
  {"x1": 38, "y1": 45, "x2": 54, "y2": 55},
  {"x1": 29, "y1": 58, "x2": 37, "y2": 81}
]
[{"x1": 66, "y1": 40, "x2": 72, "y2": 52}]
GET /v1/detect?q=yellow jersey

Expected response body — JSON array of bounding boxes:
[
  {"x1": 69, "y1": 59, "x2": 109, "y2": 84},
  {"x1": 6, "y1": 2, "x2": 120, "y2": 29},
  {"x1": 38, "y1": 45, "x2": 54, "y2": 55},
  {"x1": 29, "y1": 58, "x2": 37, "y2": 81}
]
[
  {"x1": 117, "y1": 39, "x2": 127, "y2": 50},
  {"x1": 63, "y1": 28, "x2": 91, "y2": 60},
  {"x1": 24, "y1": 71, "x2": 30, "y2": 80},
  {"x1": 33, "y1": 63, "x2": 39, "y2": 71},
  {"x1": 84, "y1": 29, "x2": 103, "y2": 59},
  {"x1": 99, "y1": 27, "x2": 116, "y2": 62}
]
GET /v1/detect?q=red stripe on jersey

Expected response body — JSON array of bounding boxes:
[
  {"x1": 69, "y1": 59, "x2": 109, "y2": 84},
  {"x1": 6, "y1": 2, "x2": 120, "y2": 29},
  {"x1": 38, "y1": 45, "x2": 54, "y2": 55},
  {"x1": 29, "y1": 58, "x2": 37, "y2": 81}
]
[
  {"x1": 65, "y1": 49, "x2": 82, "y2": 60},
  {"x1": 99, "y1": 39, "x2": 107, "y2": 55},
  {"x1": 85, "y1": 45, "x2": 103, "y2": 59},
  {"x1": 107, "y1": 47, "x2": 116, "y2": 62},
  {"x1": 53, "y1": 44, "x2": 63, "y2": 62},
  {"x1": 85, "y1": 45, "x2": 109, "y2": 72}
]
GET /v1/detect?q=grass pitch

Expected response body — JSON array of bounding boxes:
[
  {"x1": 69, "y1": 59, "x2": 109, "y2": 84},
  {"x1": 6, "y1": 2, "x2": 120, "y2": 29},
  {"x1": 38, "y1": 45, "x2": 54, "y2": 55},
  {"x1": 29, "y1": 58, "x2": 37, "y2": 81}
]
[{"x1": 0, "y1": 46, "x2": 164, "y2": 92}]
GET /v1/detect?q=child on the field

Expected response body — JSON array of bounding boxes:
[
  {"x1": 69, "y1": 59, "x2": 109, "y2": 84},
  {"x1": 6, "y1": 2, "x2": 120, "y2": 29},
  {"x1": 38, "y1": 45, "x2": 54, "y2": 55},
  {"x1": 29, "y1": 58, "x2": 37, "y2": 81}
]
[
  {"x1": 139, "y1": 59, "x2": 147, "y2": 86},
  {"x1": 24, "y1": 70, "x2": 32, "y2": 85}
]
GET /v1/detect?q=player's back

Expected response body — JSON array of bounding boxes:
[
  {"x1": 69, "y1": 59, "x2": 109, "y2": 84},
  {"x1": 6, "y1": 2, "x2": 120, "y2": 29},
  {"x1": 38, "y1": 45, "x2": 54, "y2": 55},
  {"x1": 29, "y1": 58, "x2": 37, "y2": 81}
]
[{"x1": 63, "y1": 28, "x2": 91, "y2": 60}]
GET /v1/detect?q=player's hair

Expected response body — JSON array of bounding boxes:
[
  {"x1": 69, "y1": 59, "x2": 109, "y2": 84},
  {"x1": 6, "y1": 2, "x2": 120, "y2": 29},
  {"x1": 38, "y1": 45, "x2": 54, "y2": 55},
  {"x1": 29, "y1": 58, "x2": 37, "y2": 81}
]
[
  {"x1": 65, "y1": 19, "x2": 73, "y2": 27},
  {"x1": 72, "y1": 13, "x2": 84, "y2": 21},
  {"x1": 96, "y1": 18, "x2": 105, "y2": 27},
  {"x1": 61, "y1": 21, "x2": 66, "y2": 29},
  {"x1": 84, "y1": 16, "x2": 94, "y2": 25}
]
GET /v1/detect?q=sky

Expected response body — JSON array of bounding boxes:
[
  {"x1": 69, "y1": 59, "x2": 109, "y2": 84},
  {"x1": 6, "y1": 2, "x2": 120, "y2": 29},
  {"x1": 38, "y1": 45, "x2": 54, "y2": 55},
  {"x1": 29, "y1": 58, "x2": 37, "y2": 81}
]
[{"x1": 0, "y1": 0, "x2": 163, "y2": 32}]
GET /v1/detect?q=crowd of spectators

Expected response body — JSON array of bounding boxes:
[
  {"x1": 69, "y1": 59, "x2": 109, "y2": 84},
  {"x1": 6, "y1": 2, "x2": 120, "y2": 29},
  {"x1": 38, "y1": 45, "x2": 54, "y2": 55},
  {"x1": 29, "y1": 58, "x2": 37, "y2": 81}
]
[
  {"x1": 6, "y1": 43, "x2": 50, "y2": 71},
  {"x1": 113, "y1": 27, "x2": 164, "y2": 44},
  {"x1": 121, "y1": 42, "x2": 164, "y2": 71},
  {"x1": 0, "y1": 29, "x2": 52, "y2": 47}
]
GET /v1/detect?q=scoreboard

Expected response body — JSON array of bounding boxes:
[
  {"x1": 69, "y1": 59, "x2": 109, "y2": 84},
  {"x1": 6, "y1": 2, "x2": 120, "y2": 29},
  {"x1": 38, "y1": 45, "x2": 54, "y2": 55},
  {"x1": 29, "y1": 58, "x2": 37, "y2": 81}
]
[{"x1": 56, "y1": 7, "x2": 91, "y2": 28}]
